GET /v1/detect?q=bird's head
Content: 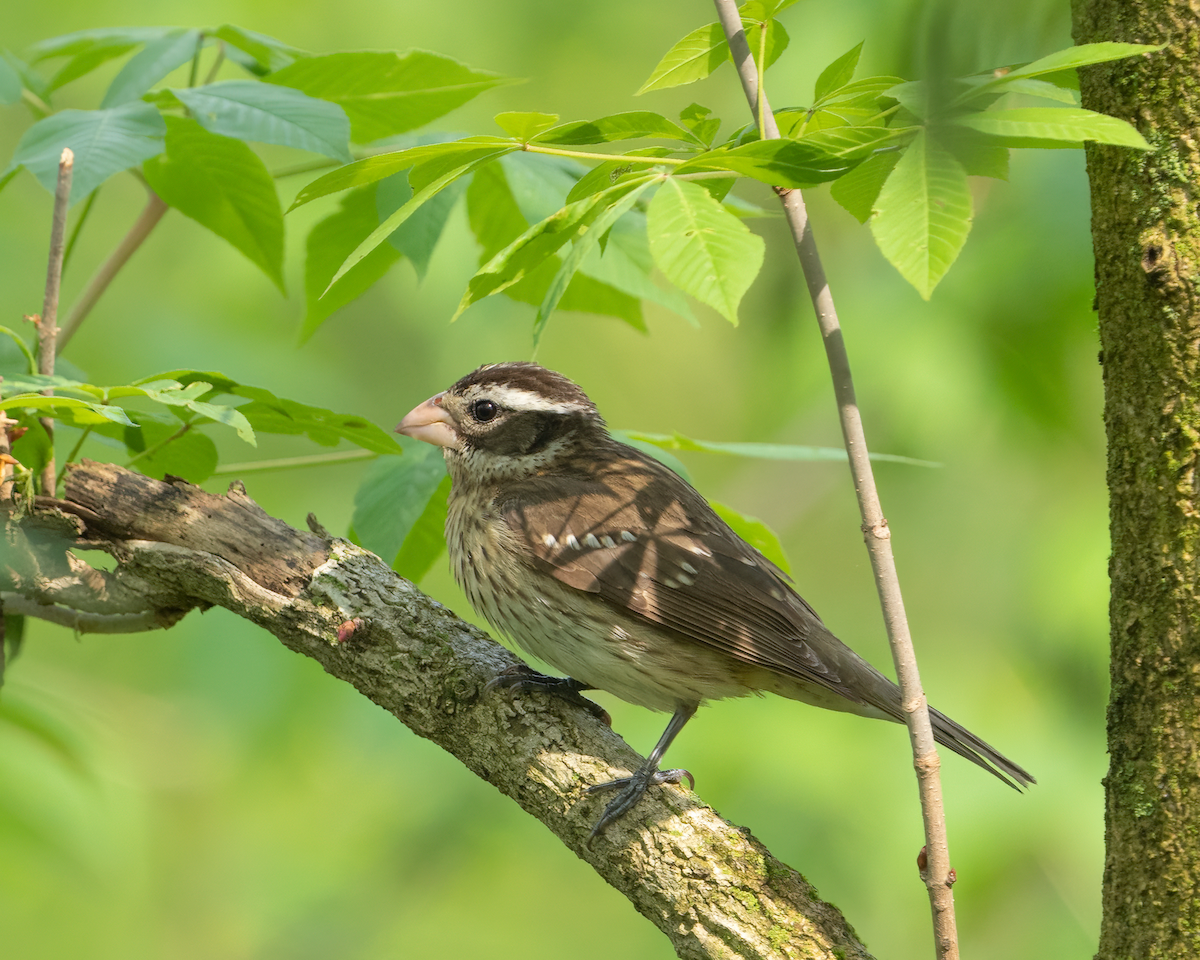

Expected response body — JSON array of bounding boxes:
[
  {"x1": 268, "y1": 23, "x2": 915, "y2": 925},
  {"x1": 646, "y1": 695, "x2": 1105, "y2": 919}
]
[{"x1": 396, "y1": 362, "x2": 607, "y2": 482}]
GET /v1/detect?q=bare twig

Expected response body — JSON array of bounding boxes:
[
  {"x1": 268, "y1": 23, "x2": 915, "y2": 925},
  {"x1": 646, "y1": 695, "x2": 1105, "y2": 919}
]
[
  {"x1": 710, "y1": 2, "x2": 959, "y2": 956},
  {"x1": 37, "y1": 148, "x2": 74, "y2": 496},
  {"x1": 57, "y1": 189, "x2": 168, "y2": 351}
]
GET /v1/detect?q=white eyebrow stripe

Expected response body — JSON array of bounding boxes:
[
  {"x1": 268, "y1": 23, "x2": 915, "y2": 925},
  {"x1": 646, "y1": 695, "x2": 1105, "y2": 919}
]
[{"x1": 477, "y1": 385, "x2": 590, "y2": 415}]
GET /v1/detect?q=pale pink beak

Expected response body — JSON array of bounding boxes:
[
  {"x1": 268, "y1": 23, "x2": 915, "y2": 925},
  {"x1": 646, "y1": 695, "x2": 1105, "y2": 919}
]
[{"x1": 396, "y1": 392, "x2": 460, "y2": 449}]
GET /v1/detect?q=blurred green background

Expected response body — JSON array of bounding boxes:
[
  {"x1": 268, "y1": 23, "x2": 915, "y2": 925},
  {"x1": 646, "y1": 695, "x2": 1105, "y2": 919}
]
[{"x1": 1, "y1": 0, "x2": 1104, "y2": 957}]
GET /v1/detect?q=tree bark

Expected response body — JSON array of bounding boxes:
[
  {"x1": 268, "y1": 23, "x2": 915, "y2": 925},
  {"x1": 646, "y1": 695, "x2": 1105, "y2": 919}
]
[
  {"x1": 1072, "y1": 3, "x2": 1200, "y2": 957},
  {"x1": 5, "y1": 460, "x2": 873, "y2": 960}
]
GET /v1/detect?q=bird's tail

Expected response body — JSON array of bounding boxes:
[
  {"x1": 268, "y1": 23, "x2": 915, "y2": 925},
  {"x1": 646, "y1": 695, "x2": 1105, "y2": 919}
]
[{"x1": 927, "y1": 707, "x2": 1036, "y2": 789}]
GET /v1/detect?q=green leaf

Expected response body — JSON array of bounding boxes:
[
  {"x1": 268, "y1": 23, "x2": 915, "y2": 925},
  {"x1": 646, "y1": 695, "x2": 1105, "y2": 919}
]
[
  {"x1": 144, "y1": 370, "x2": 403, "y2": 453},
  {"x1": 328, "y1": 145, "x2": 510, "y2": 291},
  {"x1": 710, "y1": 501, "x2": 791, "y2": 575},
  {"x1": 989, "y1": 77, "x2": 1078, "y2": 104},
  {"x1": 756, "y1": 0, "x2": 804, "y2": 12},
  {"x1": 0, "y1": 394, "x2": 136, "y2": 427},
  {"x1": 266, "y1": 50, "x2": 515, "y2": 143},
  {"x1": 130, "y1": 382, "x2": 257, "y2": 444},
  {"x1": 29, "y1": 28, "x2": 174, "y2": 93},
  {"x1": 621, "y1": 430, "x2": 938, "y2": 466},
  {"x1": 744, "y1": 17, "x2": 790, "y2": 74},
  {"x1": 0, "y1": 52, "x2": 23, "y2": 105},
  {"x1": 533, "y1": 177, "x2": 657, "y2": 347},
  {"x1": 532, "y1": 111, "x2": 701, "y2": 146},
  {"x1": 211, "y1": 25, "x2": 305, "y2": 75},
  {"x1": 350, "y1": 441, "x2": 448, "y2": 576},
  {"x1": 100, "y1": 28, "x2": 200, "y2": 107},
  {"x1": 648, "y1": 178, "x2": 764, "y2": 324},
  {"x1": 125, "y1": 420, "x2": 219, "y2": 482},
  {"x1": 302, "y1": 188, "x2": 399, "y2": 340},
  {"x1": 870, "y1": 129, "x2": 972, "y2": 299},
  {"x1": 143, "y1": 116, "x2": 285, "y2": 291},
  {"x1": 172, "y1": 80, "x2": 352, "y2": 161},
  {"x1": 236, "y1": 398, "x2": 397, "y2": 452},
  {"x1": 938, "y1": 124, "x2": 1009, "y2": 179},
  {"x1": 680, "y1": 103, "x2": 721, "y2": 146},
  {"x1": 497, "y1": 152, "x2": 583, "y2": 222},
  {"x1": 466, "y1": 158, "x2": 529, "y2": 258},
  {"x1": 0, "y1": 326, "x2": 37, "y2": 375},
  {"x1": 455, "y1": 189, "x2": 614, "y2": 318},
  {"x1": 392, "y1": 473, "x2": 451, "y2": 582},
  {"x1": 28, "y1": 27, "x2": 169, "y2": 61},
  {"x1": 1, "y1": 615, "x2": 24, "y2": 684},
  {"x1": 814, "y1": 42, "x2": 863, "y2": 101},
  {"x1": 375, "y1": 171, "x2": 464, "y2": 278},
  {"x1": 577, "y1": 210, "x2": 695, "y2": 324},
  {"x1": 288, "y1": 138, "x2": 509, "y2": 210},
  {"x1": 952, "y1": 107, "x2": 1149, "y2": 149},
  {"x1": 638, "y1": 23, "x2": 729, "y2": 95},
  {"x1": 1003, "y1": 41, "x2": 1162, "y2": 82},
  {"x1": 8, "y1": 102, "x2": 166, "y2": 204},
  {"x1": 563, "y1": 151, "x2": 670, "y2": 204},
  {"x1": 676, "y1": 132, "x2": 884, "y2": 187},
  {"x1": 493, "y1": 111, "x2": 558, "y2": 140},
  {"x1": 830, "y1": 150, "x2": 900, "y2": 223}
]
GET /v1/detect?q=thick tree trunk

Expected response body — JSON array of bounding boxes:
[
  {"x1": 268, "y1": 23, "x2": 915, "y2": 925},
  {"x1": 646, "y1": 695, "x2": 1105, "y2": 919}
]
[{"x1": 1072, "y1": 3, "x2": 1200, "y2": 957}]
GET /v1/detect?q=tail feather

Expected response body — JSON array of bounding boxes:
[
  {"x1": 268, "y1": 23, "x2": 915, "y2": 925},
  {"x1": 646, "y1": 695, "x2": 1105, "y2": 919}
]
[{"x1": 928, "y1": 707, "x2": 1036, "y2": 790}]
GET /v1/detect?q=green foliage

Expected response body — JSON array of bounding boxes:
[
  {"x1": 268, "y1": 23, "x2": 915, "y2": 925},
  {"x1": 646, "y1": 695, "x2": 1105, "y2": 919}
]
[
  {"x1": 172, "y1": 80, "x2": 352, "y2": 161},
  {"x1": 647, "y1": 179, "x2": 763, "y2": 325},
  {"x1": 8, "y1": 102, "x2": 165, "y2": 203},
  {"x1": 265, "y1": 50, "x2": 515, "y2": 142},
  {"x1": 144, "y1": 116, "x2": 286, "y2": 290},
  {"x1": 349, "y1": 440, "x2": 449, "y2": 580},
  {"x1": 0, "y1": 15, "x2": 1160, "y2": 623},
  {"x1": 870, "y1": 130, "x2": 972, "y2": 300}
]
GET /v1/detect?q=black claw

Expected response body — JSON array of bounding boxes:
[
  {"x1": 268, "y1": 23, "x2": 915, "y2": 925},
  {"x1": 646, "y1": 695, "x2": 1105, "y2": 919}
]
[
  {"x1": 485, "y1": 665, "x2": 612, "y2": 726},
  {"x1": 586, "y1": 767, "x2": 696, "y2": 838}
]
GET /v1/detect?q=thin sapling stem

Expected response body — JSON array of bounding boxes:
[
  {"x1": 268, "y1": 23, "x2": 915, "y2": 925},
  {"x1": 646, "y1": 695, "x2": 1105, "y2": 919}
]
[
  {"x1": 709, "y1": 2, "x2": 960, "y2": 958},
  {"x1": 37, "y1": 147, "x2": 73, "y2": 496}
]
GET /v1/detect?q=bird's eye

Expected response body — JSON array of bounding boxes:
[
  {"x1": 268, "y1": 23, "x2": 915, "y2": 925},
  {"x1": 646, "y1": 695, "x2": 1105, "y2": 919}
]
[{"x1": 471, "y1": 399, "x2": 499, "y2": 422}]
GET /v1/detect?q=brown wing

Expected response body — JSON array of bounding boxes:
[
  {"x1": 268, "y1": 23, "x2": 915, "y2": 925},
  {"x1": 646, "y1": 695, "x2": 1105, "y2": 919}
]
[{"x1": 497, "y1": 443, "x2": 864, "y2": 700}]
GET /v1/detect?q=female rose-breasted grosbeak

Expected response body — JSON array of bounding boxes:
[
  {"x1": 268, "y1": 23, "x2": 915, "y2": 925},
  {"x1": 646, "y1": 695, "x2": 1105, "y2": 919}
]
[{"x1": 398, "y1": 362, "x2": 1034, "y2": 835}]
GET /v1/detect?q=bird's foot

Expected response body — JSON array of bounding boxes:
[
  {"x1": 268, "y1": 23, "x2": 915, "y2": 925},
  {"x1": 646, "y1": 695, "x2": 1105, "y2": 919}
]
[
  {"x1": 485, "y1": 664, "x2": 611, "y2": 726},
  {"x1": 586, "y1": 766, "x2": 695, "y2": 838}
]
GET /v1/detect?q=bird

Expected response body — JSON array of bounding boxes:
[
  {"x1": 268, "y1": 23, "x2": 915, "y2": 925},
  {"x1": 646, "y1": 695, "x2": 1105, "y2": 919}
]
[{"x1": 397, "y1": 361, "x2": 1034, "y2": 836}]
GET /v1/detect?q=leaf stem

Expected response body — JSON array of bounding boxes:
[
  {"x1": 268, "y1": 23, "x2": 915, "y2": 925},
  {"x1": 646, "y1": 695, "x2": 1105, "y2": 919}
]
[
  {"x1": 187, "y1": 32, "x2": 204, "y2": 87},
  {"x1": 212, "y1": 448, "x2": 377, "y2": 475},
  {"x1": 62, "y1": 424, "x2": 93, "y2": 472},
  {"x1": 202, "y1": 40, "x2": 226, "y2": 85},
  {"x1": 126, "y1": 422, "x2": 191, "y2": 468},
  {"x1": 712, "y1": 2, "x2": 960, "y2": 957},
  {"x1": 61, "y1": 187, "x2": 99, "y2": 278},
  {"x1": 272, "y1": 158, "x2": 342, "y2": 179},
  {"x1": 523, "y1": 143, "x2": 686, "y2": 166},
  {"x1": 58, "y1": 188, "x2": 169, "y2": 351},
  {"x1": 20, "y1": 89, "x2": 50, "y2": 118}
]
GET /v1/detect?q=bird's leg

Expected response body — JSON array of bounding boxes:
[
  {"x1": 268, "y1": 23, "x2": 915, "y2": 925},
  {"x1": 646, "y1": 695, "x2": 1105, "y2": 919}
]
[
  {"x1": 486, "y1": 664, "x2": 611, "y2": 725},
  {"x1": 587, "y1": 703, "x2": 698, "y2": 838}
]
